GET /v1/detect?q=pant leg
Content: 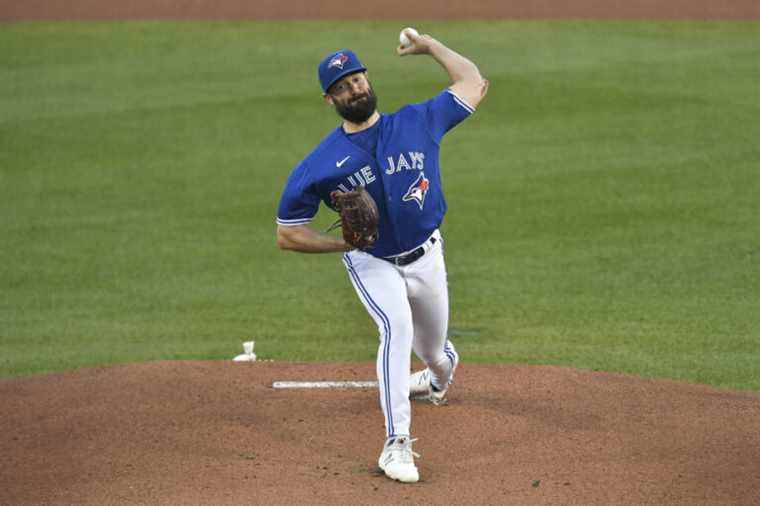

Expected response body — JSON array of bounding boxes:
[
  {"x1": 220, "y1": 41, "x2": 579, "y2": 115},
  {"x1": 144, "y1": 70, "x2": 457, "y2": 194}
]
[
  {"x1": 343, "y1": 250, "x2": 413, "y2": 438},
  {"x1": 405, "y1": 235, "x2": 458, "y2": 389}
]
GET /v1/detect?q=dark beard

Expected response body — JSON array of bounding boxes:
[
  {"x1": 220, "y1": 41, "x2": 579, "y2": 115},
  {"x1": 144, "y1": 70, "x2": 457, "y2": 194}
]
[{"x1": 333, "y1": 88, "x2": 378, "y2": 124}]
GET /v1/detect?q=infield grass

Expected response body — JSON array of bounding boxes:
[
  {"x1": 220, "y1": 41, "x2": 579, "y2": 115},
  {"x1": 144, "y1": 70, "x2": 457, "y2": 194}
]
[{"x1": 1, "y1": 21, "x2": 759, "y2": 389}]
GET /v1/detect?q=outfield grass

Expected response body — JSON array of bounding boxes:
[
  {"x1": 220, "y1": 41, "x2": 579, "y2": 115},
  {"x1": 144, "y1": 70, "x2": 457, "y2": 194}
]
[{"x1": 1, "y1": 21, "x2": 758, "y2": 389}]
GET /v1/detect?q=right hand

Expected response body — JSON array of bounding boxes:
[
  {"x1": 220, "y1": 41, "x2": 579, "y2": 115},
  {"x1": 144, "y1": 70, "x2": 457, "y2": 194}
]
[{"x1": 397, "y1": 29, "x2": 436, "y2": 57}]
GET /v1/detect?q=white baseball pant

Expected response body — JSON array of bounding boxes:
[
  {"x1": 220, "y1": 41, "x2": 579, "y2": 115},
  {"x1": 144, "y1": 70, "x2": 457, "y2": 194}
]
[{"x1": 342, "y1": 230, "x2": 458, "y2": 438}]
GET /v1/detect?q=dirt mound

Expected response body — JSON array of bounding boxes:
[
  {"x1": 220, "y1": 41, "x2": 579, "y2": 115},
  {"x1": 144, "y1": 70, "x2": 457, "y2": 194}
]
[{"x1": 2, "y1": 361, "x2": 759, "y2": 505}]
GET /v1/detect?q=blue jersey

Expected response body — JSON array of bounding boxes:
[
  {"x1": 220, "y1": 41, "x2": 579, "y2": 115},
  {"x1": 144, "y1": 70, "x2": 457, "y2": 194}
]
[{"x1": 277, "y1": 89, "x2": 475, "y2": 258}]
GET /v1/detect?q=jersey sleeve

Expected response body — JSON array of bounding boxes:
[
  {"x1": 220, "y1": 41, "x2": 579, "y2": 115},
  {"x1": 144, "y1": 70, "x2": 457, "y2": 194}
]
[
  {"x1": 425, "y1": 88, "x2": 476, "y2": 144},
  {"x1": 276, "y1": 161, "x2": 320, "y2": 226}
]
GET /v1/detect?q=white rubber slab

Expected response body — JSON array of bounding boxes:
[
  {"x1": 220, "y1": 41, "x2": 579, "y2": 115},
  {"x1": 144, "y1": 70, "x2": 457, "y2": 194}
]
[{"x1": 272, "y1": 381, "x2": 378, "y2": 389}]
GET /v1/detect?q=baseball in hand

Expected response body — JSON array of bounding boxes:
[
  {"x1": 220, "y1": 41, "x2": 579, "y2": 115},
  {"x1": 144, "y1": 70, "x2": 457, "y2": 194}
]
[{"x1": 399, "y1": 27, "x2": 419, "y2": 48}]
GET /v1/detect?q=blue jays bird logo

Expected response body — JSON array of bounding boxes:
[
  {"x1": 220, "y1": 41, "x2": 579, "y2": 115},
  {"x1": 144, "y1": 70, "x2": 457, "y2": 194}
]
[
  {"x1": 329, "y1": 54, "x2": 349, "y2": 70},
  {"x1": 402, "y1": 172, "x2": 430, "y2": 210}
]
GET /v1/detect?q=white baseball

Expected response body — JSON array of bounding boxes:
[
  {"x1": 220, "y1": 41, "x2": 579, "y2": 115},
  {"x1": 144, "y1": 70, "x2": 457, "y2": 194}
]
[{"x1": 399, "y1": 27, "x2": 419, "y2": 47}]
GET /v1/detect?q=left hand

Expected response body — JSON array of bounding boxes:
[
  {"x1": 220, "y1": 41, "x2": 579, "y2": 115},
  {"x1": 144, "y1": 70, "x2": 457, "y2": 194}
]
[{"x1": 330, "y1": 187, "x2": 379, "y2": 250}]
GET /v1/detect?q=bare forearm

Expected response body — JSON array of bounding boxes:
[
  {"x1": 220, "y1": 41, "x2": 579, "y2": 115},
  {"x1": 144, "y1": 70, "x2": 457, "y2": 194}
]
[
  {"x1": 398, "y1": 29, "x2": 488, "y2": 108},
  {"x1": 276, "y1": 224, "x2": 350, "y2": 253},
  {"x1": 427, "y1": 39, "x2": 482, "y2": 86}
]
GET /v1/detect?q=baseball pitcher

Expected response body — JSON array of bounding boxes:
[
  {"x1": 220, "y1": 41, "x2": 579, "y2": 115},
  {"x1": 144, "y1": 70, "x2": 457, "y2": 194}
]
[{"x1": 276, "y1": 28, "x2": 488, "y2": 483}]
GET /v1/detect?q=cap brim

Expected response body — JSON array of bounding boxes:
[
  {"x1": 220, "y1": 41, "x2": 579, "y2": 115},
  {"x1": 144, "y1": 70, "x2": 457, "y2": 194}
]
[{"x1": 324, "y1": 67, "x2": 367, "y2": 93}]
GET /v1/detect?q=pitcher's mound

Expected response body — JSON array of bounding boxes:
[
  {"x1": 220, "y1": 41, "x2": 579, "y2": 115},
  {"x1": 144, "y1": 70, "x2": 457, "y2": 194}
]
[{"x1": 2, "y1": 361, "x2": 759, "y2": 505}]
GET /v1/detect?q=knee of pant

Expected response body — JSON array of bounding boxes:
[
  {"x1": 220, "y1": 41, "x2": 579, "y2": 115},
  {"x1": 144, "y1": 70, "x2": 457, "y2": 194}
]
[{"x1": 381, "y1": 317, "x2": 413, "y2": 342}]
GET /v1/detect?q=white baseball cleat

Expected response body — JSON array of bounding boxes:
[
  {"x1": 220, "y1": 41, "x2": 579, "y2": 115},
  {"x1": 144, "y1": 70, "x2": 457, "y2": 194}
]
[
  {"x1": 409, "y1": 369, "x2": 450, "y2": 405},
  {"x1": 409, "y1": 368, "x2": 434, "y2": 398},
  {"x1": 378, "y1": 436, "x2": 420, "y2": 483},
  {"x1": 409, "y1": 346, "x2": 459, "y2": 405}
]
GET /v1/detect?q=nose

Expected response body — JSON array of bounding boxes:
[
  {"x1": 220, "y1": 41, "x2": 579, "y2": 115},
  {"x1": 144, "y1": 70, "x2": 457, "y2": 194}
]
[{"x1": 349, "y1": 80, "x2": 364, "y2": 94}]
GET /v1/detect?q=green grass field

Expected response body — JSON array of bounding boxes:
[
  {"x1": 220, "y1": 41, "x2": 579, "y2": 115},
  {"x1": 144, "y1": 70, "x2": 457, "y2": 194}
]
[{"x1": 1, "y1": 21, "x2": 758, "y2": 389}]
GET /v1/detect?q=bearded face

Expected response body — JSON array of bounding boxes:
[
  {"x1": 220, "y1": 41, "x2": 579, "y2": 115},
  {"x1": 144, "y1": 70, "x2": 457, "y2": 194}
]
[{"x1": 327, "y1": 73, "x2": 378, "y2": 124}]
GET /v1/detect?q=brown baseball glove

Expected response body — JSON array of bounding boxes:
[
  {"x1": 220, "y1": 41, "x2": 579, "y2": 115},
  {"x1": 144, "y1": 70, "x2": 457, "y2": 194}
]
[{"x1": 328, "y1": 186, "x2": 379, "y2": 250}]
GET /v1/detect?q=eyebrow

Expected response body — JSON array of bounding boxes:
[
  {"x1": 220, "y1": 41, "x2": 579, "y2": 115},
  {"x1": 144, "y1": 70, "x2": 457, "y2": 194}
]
[
  {"x1": 341, "y1": 74, "x2": 364, "y2": 84},
  {"x1": 330, "y1": 73, "x2": 365, "y2": 94}
]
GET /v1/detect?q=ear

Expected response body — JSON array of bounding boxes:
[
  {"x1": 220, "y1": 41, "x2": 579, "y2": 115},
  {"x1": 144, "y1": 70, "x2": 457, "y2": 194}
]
[{"x1": 324, "y1": 94, "x2": 334, "y2": 106}]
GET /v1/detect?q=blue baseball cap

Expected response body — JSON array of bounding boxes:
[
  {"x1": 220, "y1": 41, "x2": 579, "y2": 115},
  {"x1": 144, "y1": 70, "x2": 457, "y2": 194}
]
[{"x1": 318, "y1": 49, "x2": 367, "y2": 94}]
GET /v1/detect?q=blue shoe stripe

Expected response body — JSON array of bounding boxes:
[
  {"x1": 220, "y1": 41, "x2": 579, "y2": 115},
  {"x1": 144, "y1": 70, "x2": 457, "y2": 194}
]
[
  {"x1": 444, "y1": 340, "x2": 457, "y2": 368},
  {"x1": 343, "y1": 254, "x2": 394, "y2": 437}
]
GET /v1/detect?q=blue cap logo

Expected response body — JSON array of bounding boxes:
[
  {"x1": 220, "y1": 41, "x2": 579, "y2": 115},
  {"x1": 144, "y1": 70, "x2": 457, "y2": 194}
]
[{"x1": 318, "y1": 49, "x2": 367, "y2": 93}]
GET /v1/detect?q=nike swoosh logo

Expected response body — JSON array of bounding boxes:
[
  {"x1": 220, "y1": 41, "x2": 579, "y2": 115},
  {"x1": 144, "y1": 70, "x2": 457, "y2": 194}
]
[{"x1": 336, "y1": 156, "x2": 350, "y2": 167}]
